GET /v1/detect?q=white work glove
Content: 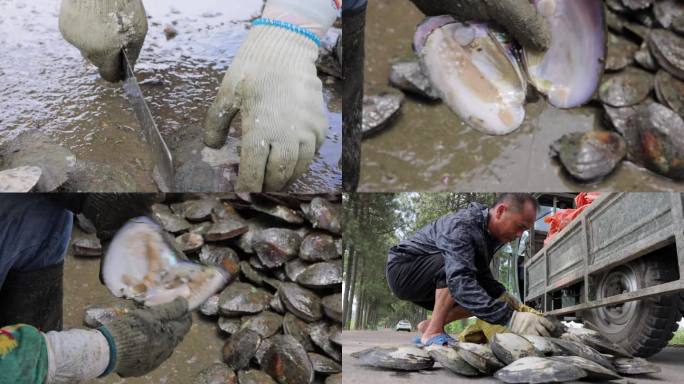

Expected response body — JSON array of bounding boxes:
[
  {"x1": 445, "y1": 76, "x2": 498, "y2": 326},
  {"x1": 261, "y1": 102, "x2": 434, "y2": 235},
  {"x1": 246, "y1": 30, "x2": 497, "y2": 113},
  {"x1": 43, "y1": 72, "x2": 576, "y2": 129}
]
[
  {"x1": 43, "y1": 298, "x2": 191, "y2": 383},
  {"x1": 59, "y1": 0, "x2": 148, "y2": 82},
  {"x1": 508, "y1": 311, "x2": 557, "y2": 337},
  {"x1": 203, "y1": 0, "x2": 339, "y2": 192}
]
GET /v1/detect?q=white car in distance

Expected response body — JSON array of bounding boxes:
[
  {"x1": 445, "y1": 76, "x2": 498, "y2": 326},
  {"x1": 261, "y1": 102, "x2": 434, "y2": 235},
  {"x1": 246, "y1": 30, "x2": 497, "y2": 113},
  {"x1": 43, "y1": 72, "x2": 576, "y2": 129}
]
[{"x1": 395, "y1": 320, "x2": 412, "y2": 332}]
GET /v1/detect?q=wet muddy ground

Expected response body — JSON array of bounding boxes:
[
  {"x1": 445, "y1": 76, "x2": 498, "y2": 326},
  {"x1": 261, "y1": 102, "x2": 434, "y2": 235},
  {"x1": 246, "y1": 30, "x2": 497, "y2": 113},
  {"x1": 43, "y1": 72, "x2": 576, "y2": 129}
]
[
  {"x1": 359, "y1": 0, "x2": 684, "y2": 192},
  {"x1": 0, "y1": 0, "x2": 341, "y2": 193},
  {"x1": 64, "y1": 226, "x2": 225, "y2": 384}
]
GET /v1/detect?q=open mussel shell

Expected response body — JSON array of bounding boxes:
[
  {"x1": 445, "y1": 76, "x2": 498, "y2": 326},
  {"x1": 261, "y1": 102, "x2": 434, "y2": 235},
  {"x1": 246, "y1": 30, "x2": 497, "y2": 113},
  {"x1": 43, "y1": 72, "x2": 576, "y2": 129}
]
[
  {"x1": 494, "y1": 356, "x2": 587, "y2": 384},
  {"x1": 102, "y1": 217, "x2": 228, "y2": 310},
  {"x1": 490, "y1": 333, "x2": 540, "y2": 365},
  {"x1": 415, "y1": 16, "x2": 527, "y2": 135},
  {"x1": 425, "y1": 345, "x2": 480, "y2": 376},
  {"x1": 524, "y1": 0, "x2": 606, "y2": 109},
  {"x1": 548, "y1": 355, "x2": 621, "y2": 380},
  {"x1": 351, "y1": 346, "x2": 434, "y2": 371}
]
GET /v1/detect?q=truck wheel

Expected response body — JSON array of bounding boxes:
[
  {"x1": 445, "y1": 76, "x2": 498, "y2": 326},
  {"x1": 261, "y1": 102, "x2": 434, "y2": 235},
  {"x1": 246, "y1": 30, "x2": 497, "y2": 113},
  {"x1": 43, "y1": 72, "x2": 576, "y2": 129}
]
[{"x1": 581, "y1": 255, "x2": 682, "y2": 357}]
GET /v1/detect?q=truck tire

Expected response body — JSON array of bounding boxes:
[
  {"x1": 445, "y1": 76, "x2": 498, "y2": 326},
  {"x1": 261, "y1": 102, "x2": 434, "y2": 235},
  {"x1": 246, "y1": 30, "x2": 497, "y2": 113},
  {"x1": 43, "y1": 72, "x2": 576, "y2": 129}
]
[{"x1": 581, "y1": 254, "x2": 682, "y2": 357}]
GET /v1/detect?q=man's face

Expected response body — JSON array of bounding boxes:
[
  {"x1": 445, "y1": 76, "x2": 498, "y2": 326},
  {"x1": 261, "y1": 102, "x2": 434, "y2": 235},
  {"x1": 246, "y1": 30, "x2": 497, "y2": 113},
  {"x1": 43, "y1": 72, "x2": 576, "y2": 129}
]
[{"x1": 490, "y1": 201, "x2": 536, "y2": 243}]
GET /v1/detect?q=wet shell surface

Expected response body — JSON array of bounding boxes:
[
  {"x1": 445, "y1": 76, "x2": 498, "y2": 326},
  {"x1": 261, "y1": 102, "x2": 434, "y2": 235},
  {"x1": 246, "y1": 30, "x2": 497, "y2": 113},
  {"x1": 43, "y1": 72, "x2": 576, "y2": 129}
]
[
  {"x1": 0, "y1": 166, "x2": 41, "y2": 192},
  {"x1": 599, "y1": 67, "x2": 654, "y2": 107},
  {"x1": 351, "y1": 346, "x2": 434, "y2": 371},
  {"x1": 490, "y1": 333, "x2": 541, "y2": 364},
  {"x1": 550, "y1": 338, "x2": 614, "y2": 370},
  {"x1": 548, "y1": 355, "x2": 621, "y2": 380},
  {"x1": 563, "y1": 327, "x2": 632, "y2": 357},
  {"x1": 550, "y1": 131, "x2": 627, "y2": 181},
  {"x1": 457, "y1": 342, "x2": 505, "y2": 374},
  {"x1": 613, "y1": 357, "x2": 662, "y2": 375},
  {"x1": 102, "y1": 217, "x2": 228, "y2": 310},
  {"x1": 494, "y1": 356, "x2": 587, "y2": 383},
  {"x1": 521, "y1": 335, "x2": 563, "y2": 357},
  {"x1": 524, "y1": 0, "x2": 606, "y2": 108},
  {"x1": 416, "y1": 17, "x2": 527, "y2": 135},
  {"x1": 425, "y1": 345, "x2": 480, "y2": 376}
]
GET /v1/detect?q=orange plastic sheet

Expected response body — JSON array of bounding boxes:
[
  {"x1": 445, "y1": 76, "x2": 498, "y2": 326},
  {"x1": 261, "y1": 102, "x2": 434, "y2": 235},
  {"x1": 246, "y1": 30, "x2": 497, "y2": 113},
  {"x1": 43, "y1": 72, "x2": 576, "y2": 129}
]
[{"x1": 543, "y1": 193, "x2": 601, "y2": 246}]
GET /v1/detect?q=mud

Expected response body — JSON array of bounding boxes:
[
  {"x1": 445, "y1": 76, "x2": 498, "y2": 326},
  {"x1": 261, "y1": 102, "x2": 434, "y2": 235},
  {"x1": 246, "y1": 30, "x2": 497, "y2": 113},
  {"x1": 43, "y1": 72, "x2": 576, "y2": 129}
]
[
  {"x1": 0, "y1": 0, "x2": 341, "y2": 192},
  {"x1": 359, "y1": 0, "x2": 684, "y2": 192}
]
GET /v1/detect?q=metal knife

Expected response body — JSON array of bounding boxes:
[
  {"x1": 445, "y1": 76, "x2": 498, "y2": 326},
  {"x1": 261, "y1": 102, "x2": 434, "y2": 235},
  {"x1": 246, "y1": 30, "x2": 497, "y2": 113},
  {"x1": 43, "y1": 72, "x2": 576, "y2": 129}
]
[{"x1": 121, "y1": 49, "x2": 174, "y2": 191}]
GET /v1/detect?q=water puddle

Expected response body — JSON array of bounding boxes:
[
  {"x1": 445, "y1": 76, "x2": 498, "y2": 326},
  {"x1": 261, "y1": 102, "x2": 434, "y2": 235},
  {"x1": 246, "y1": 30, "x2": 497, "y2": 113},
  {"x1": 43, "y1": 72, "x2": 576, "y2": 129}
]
[{"x1": 0, "y1": 0, "x2": 341, "y2": 192}]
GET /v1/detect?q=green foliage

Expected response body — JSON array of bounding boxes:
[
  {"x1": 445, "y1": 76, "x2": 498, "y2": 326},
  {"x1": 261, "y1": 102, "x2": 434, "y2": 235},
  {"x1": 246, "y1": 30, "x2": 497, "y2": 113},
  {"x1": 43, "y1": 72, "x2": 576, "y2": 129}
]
[
  {"x1": 444, "y1": 318, "x2": 476, "y2": 334},
  {"x1": 669, "y1": 330, "x2": 684, "y2": 345}
]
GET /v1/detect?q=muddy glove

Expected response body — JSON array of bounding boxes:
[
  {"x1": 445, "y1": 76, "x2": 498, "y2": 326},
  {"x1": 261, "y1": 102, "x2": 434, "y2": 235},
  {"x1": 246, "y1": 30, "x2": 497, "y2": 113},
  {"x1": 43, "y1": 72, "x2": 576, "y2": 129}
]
[
  {"x1": 59, "y1": 0, "x2": 148, "y2": 82},
  {"x1": 99, "y1": 297, "x2": 192, "y2": 377},
  {"x1": 204, "y1": 0, "x2": 339, "y2": 192},
  {"x1": 507, "y1": 311, "x2": 557, "y2": 337},
  {"x1": 409, "y1": 0, "x2": 550, "y2": 50}
]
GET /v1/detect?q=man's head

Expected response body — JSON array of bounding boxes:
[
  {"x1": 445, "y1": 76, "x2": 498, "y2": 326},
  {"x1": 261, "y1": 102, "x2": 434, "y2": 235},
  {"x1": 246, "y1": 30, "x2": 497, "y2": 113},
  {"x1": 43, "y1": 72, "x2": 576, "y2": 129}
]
[{"x1": 488, "y1": 193, "x2": 538, "y2": 243}]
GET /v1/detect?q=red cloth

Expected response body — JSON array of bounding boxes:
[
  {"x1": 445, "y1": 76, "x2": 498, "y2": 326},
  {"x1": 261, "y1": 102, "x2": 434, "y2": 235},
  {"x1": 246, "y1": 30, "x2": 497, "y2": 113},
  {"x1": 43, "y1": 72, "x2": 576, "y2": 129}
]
[{"x1": 543, "y1": 193, "x2": 601, "y2": 246}]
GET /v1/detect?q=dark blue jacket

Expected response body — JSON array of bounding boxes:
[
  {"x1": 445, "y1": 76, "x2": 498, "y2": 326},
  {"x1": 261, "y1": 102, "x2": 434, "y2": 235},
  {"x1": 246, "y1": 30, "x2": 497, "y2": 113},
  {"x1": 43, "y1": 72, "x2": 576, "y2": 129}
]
[
  {"x1": 389, "y1": 202, "x2": 513, "y2": 325},
  {"x1": 343, "y1": 0, "x2": 366, "y2": 11}
]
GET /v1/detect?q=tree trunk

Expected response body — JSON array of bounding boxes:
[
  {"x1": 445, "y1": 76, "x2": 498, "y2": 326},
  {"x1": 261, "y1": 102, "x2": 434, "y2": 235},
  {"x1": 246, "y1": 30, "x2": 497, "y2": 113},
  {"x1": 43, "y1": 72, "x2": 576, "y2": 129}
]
[
  {"x1": 343, "y1": 245, "x2": 356, "y2": 328},
  {"x1": 346, "y1": 247, "x2": 361, "y2": 328}
]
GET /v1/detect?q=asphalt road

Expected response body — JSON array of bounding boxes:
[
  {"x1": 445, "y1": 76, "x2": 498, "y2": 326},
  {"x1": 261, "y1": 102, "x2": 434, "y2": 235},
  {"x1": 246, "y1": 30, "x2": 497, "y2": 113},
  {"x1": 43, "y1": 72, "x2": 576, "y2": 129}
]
[{"x1": 343, "y1": 330, "x2": 684, "y2": 384}]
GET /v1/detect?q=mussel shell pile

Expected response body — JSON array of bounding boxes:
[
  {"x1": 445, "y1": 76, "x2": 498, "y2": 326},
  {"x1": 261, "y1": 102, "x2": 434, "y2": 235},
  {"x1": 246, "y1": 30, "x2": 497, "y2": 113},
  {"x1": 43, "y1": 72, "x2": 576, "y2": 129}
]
[
  {"x1": 373, "y1": 0, "x2": 684, "y2": 183},
  {"x1": 83, "y1": 193, "x2": 342, "y2": 384},
  {"x1": 353, "y1": 329, "x2": 661, "y2": 383},
  {"x1": 585, "y1": 0, "x2": 684, "y2": 182}
]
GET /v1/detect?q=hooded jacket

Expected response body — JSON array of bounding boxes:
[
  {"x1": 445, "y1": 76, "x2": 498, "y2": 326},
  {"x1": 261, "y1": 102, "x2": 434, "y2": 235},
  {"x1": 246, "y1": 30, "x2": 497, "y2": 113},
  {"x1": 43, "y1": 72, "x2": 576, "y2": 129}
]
[{"x1": 388, "y1": 202, "x2": 514, "y2": 325}]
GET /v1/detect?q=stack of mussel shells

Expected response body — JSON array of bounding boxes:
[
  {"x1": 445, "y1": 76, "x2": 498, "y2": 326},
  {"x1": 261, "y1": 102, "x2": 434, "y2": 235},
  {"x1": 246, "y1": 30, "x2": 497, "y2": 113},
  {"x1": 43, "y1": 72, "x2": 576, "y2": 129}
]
[
  {"x1": 84, "y1": 193, "x2": 342, "y2": 384},
  {"x1": 352, "y1": 326, "x2": 661, "y2": 383},
  {"x1": 381, "y1": 0, "x2": 684, "y2": 183},
  {"x1": 552, "y1": 0, "x2": 684, "y2": 183}
]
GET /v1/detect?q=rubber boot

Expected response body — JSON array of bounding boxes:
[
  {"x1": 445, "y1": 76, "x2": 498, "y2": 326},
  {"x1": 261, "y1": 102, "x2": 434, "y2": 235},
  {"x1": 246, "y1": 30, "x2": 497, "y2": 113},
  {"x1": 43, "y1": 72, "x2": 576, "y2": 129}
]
[
  {"x1": 0, "y1": 263, "x2": 64, "y2": 332},
  {"x1": 342, "y1": 4, "x2": 366, "y2": 192}
]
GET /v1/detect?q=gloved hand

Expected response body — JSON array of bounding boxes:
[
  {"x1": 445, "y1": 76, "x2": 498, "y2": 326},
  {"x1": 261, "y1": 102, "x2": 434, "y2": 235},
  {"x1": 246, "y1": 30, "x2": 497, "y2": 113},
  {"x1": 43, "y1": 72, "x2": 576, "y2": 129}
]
[
  {"x1": 498, "y1": 292, "x2": 522, "y2": 311},
  {"x1": 409, "y1": 0, "x2": 551, "y2": 50},
  {"x1": 99, "y1": 298, "x2": 192, "y2": 377},
  {"x1": 508, "y1": 311, "x2": 558, "y2": 337},
  {"x1": 59, "y1": 0, "x2": 148, "y2": 82},
  {"x1": 204, "y1": 0, "x2": 339, "y2": 192},
  {"x1": 80, "y1": 193, "x2": 163, "y2": 240}
]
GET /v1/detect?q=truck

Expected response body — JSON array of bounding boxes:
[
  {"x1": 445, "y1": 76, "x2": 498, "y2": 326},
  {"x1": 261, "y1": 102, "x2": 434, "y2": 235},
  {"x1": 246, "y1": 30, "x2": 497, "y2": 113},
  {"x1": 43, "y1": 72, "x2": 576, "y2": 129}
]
[{"x1": 524, "y1": 192, "x2": 684, "y2": 357}]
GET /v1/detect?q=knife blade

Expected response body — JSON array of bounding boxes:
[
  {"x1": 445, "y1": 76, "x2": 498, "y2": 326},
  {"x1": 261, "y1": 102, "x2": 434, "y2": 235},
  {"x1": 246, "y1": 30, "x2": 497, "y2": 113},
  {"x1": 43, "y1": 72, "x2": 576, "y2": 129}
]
[{"x1": 121, "y1": 49, "x2": 174, "y2": 191}]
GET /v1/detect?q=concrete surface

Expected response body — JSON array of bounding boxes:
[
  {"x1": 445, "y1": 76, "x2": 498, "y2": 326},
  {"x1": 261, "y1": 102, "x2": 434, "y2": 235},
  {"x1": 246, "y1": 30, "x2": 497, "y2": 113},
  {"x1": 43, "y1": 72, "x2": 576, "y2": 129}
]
[{"x1": 343, "y1": 330, "x2": 684, "y2": 384}]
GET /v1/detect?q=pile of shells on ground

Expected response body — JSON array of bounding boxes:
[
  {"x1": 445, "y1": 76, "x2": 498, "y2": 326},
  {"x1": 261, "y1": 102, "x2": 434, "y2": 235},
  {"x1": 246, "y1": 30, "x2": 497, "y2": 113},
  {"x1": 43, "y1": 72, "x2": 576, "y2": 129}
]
[
  {"x1": 76, "y1": 193, "x2": 342, "y2": 384},
  {"x1": 363, "y1": 0, "x2": 684, "y2": 184},
  {"x1": 352, "y1": 328, "x2": 663, "y2": 383}
]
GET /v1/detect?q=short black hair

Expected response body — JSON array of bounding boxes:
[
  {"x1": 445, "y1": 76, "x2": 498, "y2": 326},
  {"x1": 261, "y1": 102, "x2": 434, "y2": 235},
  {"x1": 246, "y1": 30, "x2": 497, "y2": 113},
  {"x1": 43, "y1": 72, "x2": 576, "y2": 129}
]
[{"x1": 494, "y1": 193, "x2": 539, "y2": 213}]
